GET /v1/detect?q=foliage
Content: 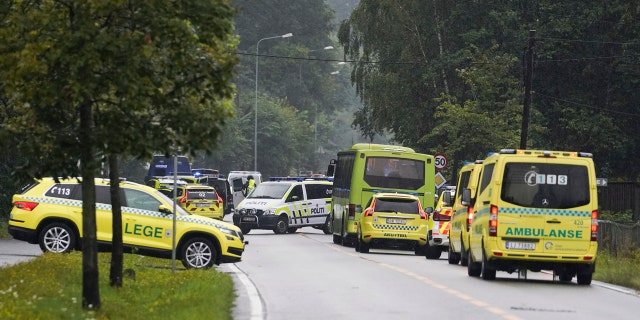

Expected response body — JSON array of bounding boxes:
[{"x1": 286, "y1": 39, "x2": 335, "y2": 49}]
[
  {"x1": 338, "y1": 0, "x2": 640, "y2": 182},
  {"x1": 599, "y1": 210, "x2": 635, "y2": 224},
  {"x1": 0, "y1": 252, "x2": 235, "y2": 320}
]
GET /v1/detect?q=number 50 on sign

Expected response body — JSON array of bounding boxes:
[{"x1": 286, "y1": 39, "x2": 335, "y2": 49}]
[{"x1": 434, "y1": 153, "x2": 448, "y2": 171}]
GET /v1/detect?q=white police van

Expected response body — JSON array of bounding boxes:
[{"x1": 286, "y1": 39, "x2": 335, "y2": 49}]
[{"x1": 232, "y1": 177, "x2": 332, "y2": 234}]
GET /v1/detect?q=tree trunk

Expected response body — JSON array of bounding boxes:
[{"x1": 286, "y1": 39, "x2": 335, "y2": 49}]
[
  {"x1": 80, "y1": 100, "x2": 101, "y2": 310},
  {"x1": 109, "y1": 154, "x2": 124, "y2": 287}
]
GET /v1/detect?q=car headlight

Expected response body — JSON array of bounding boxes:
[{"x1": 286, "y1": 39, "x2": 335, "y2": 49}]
[
  {"x1": 264, "y1": 208, "x2": 276, "y2": 215},
  {"x1": 219, "y1": 226, "x2": 240, "y2": 239},
  {"x1": 238, "y1": 208, "x2": 247, "y2": 215}
]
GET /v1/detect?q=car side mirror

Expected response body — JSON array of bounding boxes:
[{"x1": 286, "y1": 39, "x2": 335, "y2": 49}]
[
  {"x1": 159, "y1": 204, "x2": 173, "y2": 215},
  {"x1": 461, "y1": 188, "x2": 471, "y2": 206},
  {"x1": 443, "y1": 191, "x2": 452, "y2": 206}
]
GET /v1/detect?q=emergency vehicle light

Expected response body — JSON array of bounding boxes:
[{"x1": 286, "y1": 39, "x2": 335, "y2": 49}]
[
  {"x1": 590, "y1": 210, "x2": 598, "y2": 241},
  {"x1": 489, "y1": 205, "x2": 498, "y2": 236}
]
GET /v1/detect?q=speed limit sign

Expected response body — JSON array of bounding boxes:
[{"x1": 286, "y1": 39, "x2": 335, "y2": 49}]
[{"x1": 434, "y1": 153, "x2": 448, "y2": 171}]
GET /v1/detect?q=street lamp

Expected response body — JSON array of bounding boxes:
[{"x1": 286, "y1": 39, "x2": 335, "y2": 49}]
[{"x1": 255, "y1": 32, "x2": 293, "y2": 171}]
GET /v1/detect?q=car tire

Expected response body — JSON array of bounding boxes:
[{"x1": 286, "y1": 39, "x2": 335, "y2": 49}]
[
  {"x1": 322, "y1": 218, "x2": 331, "y2": 235},
  {"x1": 577, "y1": 272, "x2": 592, "y2": 285},
  {"x1": 273, "y1": 216, "x2": 289, "y2": 234},
  {"x1": 287, "y1": 227, "x2": 298, "y2": 234},
  {"x1": 425, "y1": 244, "x2": 442, "y2": 260},
  {"x1": 558, "y1": 271, "x2": 573, "y2": 282},
  {"x1": 39, "y1": 222, "x2": 76, "y2": 253},
  {"x1": 481, "y1": 249, "x2": 496, "y2": 280},
  {"x1": 359, "y1": 236, "x2": 370, "y2": 253},
  {"x1": 181, "y1": 237, "x2": 216, "y2": 269},
  {"x1": 448, "y1": 243, "x2": 461, "y2": 265},
  {"x1": 333, "y1": 234, "x2": 341, "y2": 244},
  {"x1": 460, "y1": 239, "x2": 469, "y2": 266},
  {"x1": 414, "y1": 245, "x2": 427, "y2": 256},
  {"x1": 240, "y1": 226, "x2": 251, "y2": 234},
  {"x1": 467, "y1": 250, "x2": 481, "y2": 277}
]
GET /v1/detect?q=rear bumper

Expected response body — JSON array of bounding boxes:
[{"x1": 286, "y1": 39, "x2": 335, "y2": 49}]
[{"x1": 8, "y1": 225, "x2": 38, "y2": 244}]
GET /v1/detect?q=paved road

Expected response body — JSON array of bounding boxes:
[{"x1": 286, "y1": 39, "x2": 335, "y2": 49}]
[{"x1": 0, "y1": 238, "x2": 42, "y2": 267}]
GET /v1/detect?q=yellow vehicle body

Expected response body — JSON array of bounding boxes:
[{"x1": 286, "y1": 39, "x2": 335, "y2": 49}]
[
  {"x1": 329, "y1": 143, "x2": 436, "y2": 247},
  {"x1": 356, "y1": 193, "x2": 429, "y2": 254},
  {"x1": 466, "y1": 150, "x2": 598, "y2": 284},
  {"x1": 448, "y1": 160, "x2": 483, "y2": 266},
  {"x1": 8, "y1": 178, "x2": 245, "y2": 269},
  {"x1": 175, "y1": 184, "x2": 224, "y2": 220}
]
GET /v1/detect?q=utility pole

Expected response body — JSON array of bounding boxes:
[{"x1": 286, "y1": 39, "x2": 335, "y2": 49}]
[{"x1": 520, "y1": 29, "x2": 535, "y2": 149}]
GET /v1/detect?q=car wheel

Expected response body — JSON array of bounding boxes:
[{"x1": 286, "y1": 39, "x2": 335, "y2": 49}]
[
  {"x1": 240, "y1": 226, "x2": 251, "y2": 234},
  {"x1": 333, "y1": 234, "x2": 341, "y2": 244},
  {"x1": 414, "y1": 245, "x2": 427, "y2": 256},
  {"x1": 39, "y1": 222, "x2": 76, "y2": 253},
  {"x1": 577, "y1": 272, "x2": 592, "y2": 285},
  {"x1": 481, "y1": 249, "x2": 496, "y2": 280},
  {"x1": 460, "y1": 239, "x2": 469, "y2": 266},
  {"x1": 425, "y1": 244, "x2": 442, "y2": 260},
  {"x1": 448, "y1": 244, "x2": 461, "y2": 265},
  {"x1": 558, "y1": 271, "x2": 573, "y2": 282},
  {"x1": 467, "y1": 250, "x2": 481, "y2": 277},
  {"x1": 181, "y1": 237, "x2": 216, "y2": 269},
  {"x1": 322, "y1": 218, "x2": 331, "y2": 235},
  {"x1": 287, "y1": 227, "x2": 298, "y2": 234},
  {"x1": 358, "y1": 235, "x2": 370, "y2": 253},
  {"x1": 273, "y1": 216, "x2": 289, "y2": 234}
]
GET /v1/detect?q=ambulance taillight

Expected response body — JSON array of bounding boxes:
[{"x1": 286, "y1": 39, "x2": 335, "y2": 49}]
[
  {"x1": 348, "y1": 203, "x2": 356, "y2": 220},
  {"x1": 489, "y1": 205, "x2": 498, "y2": 236},
  {"x1": 466, "y1": 206, "x2": 474, "y2": 231},
  {"x1": 591, "y1": 210, "x2": 598, "y2": 241}
]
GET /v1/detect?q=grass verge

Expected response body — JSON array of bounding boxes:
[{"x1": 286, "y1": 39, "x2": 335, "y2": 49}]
[
  {"x1": 593, "y1": 249, "x2": 640, "y2": 290},
  {"x1": 0, "y1": 251, "x2": 235, "y2": 320}
]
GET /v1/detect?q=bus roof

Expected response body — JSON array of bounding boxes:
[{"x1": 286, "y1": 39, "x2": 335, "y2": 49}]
[{"x1": 349, "y1": 143, "x2": 415, "y2": 153}]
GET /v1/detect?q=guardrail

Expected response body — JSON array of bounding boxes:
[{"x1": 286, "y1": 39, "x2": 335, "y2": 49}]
[{"x1": 597, "y1": 220, "x2": 640, "y2": 255}]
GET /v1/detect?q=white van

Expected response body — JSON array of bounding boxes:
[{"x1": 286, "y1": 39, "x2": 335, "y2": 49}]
[{"x1": 227, "y1": 171, "x2": 262, "y2": 204}]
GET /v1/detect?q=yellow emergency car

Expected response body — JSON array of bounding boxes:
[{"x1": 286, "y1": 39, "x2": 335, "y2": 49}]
[
  {"x1": 356, "y1": 193, "x2": 429, "y2": 254},
  {"x1": 8, "y1": 177, "x2": 245, "y2": 269},
  {"x1": 466, "y1": 149, "x2": 598, "y2": 284},
  {"x1": 233, "y1": 179, "x2": 332, "y2": 234},
  {"x1": 174, "y1": 184, "x2": 224, "y2": 220},
  {"x1": 448, "y1": 160, "x2": 483, "y2": 266}
]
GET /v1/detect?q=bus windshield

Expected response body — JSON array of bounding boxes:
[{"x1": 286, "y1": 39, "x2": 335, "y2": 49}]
[{"x1": 364, "y1": 157, "x2": 425, "y2": 190}]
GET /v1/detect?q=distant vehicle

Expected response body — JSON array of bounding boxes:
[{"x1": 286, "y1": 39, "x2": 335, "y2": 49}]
[
  {"x1": 145, "y1": 155, "x2": 192, "y2": 182},
  {"x1": 174, "y1": 184, "x2": 224, "y2": 220},
  {"x1": 8, "y1": 177, "x2": 245, "y2": 269},
  {"x1": 356, "y1": 193, "x2": 429, "y2": 255},
  {"x1": 233, "y1": 179, "x2": 332, "y2": 234},
  {"x1": 425, "y1": 186, "x2": 456, "y2": 259},
  {"x1": 227, "y1": 171, "x2": 262, "y2": 204},
  {"x1": 327, "y1": 143, "x2": 436, "y2": 246}
]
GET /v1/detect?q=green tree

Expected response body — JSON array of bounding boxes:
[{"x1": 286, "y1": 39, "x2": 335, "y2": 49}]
[{"x1": 0, "y1": 0, "x2": 237, "y2": 310}]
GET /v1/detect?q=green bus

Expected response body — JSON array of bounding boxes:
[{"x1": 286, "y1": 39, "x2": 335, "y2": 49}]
[{"x1": 327, "y1": 143, "x2": 436, "y2": 246}]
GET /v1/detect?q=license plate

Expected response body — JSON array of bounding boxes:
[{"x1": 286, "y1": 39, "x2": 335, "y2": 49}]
[
  {"x1": 196, "y1": 203, "x2": 210, "y2": 208},
  {"x1": 505, "y1": 241, "x2": 536, "y2": 250},
  {"x1": 241, "y1": 216, "x2": 257, "y2": 222},
  {"x1": 386, "y1": 218, "x2": 406, "y2": 225}
]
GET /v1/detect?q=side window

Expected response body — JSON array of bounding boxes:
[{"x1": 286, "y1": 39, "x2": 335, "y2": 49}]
[
  {"x1": 95, "y1": 185, "x2": 112, "y2": 205},
  {"x1": 305, "y1": 184, "x2": 333, "y2": 200},
  {"x1": 286, "y1": 185, "x2": 304, "y2": 202},
  {"x1": 456, "y1": 171, "x2": 471, "y2": 202},
  {"x1": 123, "y1": 188, "x2": 162, "y2": 212},
  {"x1": 45, "y1": 184, "x2": 81, "y2": 200},
  {"x1": 479, "y1": 163, "x2": 495, "y2": 195}
]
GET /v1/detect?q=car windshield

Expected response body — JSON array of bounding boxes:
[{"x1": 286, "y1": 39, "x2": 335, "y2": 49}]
[
  {"x1": 248, "y1": 183, "x2": 291, "y2": 199},
  {"x1": 500, "y1": 163, "x2": 590, "y2": 209},
  {"x1": 374, "y1": 198, "x2": 419, "y2": 214}
]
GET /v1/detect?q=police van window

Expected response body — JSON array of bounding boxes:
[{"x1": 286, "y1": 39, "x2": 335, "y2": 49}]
[
  {"x1": 305, "y1": 184, "x2": 332, "y2": 199},
  {"x1": 286, "y1": 185, "x2": 304, "y2": 202},
  {"x1": 478, "y1": 163, "x2": 494, "y2": 195},
  {"x1": 45, "y1": 184, "x2": 81, "y2": 200},
  {"x1": 123, "y1": 188, "x2": 162, "y2": 212}
]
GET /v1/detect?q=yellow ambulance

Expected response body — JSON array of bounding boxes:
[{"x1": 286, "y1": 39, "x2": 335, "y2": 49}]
[
  {"x1": 466, "y1": 149, "x2": 598, "y2": 284},
  {"x1": 448, "y1": 160, "x2": 483, "y2": 266}
]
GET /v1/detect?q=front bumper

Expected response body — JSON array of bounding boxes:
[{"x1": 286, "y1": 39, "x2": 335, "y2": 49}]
[{"x1": 233, "y1": 214, "x2": 280, "y2": 230}]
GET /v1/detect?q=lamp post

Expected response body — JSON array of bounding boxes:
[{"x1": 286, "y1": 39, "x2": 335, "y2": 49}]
[{"x1": 255, "y1": 33, "x2": 293, "y2": 171}]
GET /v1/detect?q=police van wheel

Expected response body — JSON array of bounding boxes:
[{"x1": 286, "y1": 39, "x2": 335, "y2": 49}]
[
  {"x1": 240, "y1": 226, "x2": 251, "y2": 234},
  {"x1": 39, "y1": 222, "x2": 76, "y2": 253},
  {"x1": 181, "y1": 237, "x2": 216, "y2": 269},
  {"x1": 287, "y1": 227, "x2": 298, "y2": 234},
  {"x1": 333, "y1": 234, "x2": 341, "y2": 244},
  {"x1": 359, "y1": 237, "x2": 370, "y2": 253},
  {"x1": 322, "y1": 219, "x2": 331, "y2": 234},
  {"x1": 273, "y1": 217, "x2": 289, "y2": 234}
]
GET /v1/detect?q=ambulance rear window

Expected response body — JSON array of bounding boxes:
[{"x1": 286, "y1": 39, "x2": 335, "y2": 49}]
[
  {"x1": 374, "y1": 198, "x2": 419, "y2": 214},
  {"x1": 501, "y1": 163, "x2": 590, "y2": 209}
]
